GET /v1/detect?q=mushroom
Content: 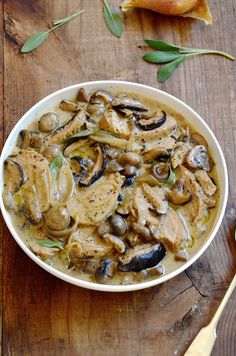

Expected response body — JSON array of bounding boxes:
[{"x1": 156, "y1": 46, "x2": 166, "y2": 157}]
[
  {"x1": 135, "y1": 111, "x2": 167, "y2": 131},
  {"x1": 44, "y1": 206, "x2": 71, "y2": 231},
  {"x1": 186, "y1": 145, "x2": 212, "y2": 171},
  {"x1": 175, "y1": 249, "x2": 189, "y2": 261},
  {"x1": 17, "y1": 130, "x2": 42, "y2": 149},
  {"x1": 22, "y1": 187, "x2": 42, "y2": 224},
  {"x1": 151, "y1": 162, "x2": 170, "y2": 182},
  {"x1": 97, "y1": 221, "x2": 112, "y2": 237},
  {"x1": 80, "y1": 144, "x2": 108, "y2": 186},
  {"x1": 42, "y1": 145, "x2": 61, "y2": 163},
  {"x1": 190, "y1": 132, "x2": 208, "y2": 147},
  {"x1": 130, "y1": 222, "x2": 151, "y2": 240},
  {"x1": 109, "y1": 214, "x2": 128, "y2": 236},
  {"x1": 95, "y1": 258, "x2": 117, "y2": 283},
  {"x1": 106, "y1": 160, "x2": 123, "y2": 173},
  {"x1": 60, "y1": 99, "x2": 80, "y2": 112},
  {"x1": 117, "y1": 152, "x2": 142, "y2": 167},
  {"x1": 86, "y1": 103, "x2": 105, "y2": 116},
  {"x1": 70, "y1": 156, "x2": 88, "y2": 183},
  {"x1": 103, "y1": 233, "x2": 126, "y2": 254},
  {"x1": 121, "y1": 165, "x2": 137, "y2": 177},
  {"x1": 166, "y1": 179, "x2": 191, "y2": 205},
  {"x1": 3, "y1": 159, "x2": 26, "y2": 194},
  {"x1": 90, "y1": 89, "x2": 114, "y2": 104},
  {"x1": 118, "y1": 243, "x2": 166, "y2": 272},
  {"x1": 77, "y1": 88, "x2": 90, "y2": 103},
  {"x1": 111, "y1": 96, "x2": 148, "y2": 112},
  {"x1": 38, "y1": 112, "x2": 59, "y2": 132}
]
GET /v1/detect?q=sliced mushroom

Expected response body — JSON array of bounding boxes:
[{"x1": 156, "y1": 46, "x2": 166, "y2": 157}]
[
  {"x1": 17, "y1": 130, "x2": 42, "y2": 149},
  {"x1": 190, "y1": 132, "x2": 208, "y2": 147},
  {"x1": 44, "y1": 206, "x2": 71, "y2": 231},
  {"x1": 3, "y1": 159, "x2": 26, "y2": 194},
  {"x1": 186, "y1": 145, "x2": 212, "y2": 171},
  {"x1": 38, "y1": 112, "x2": 59, "y2": 132},
  {"x1": 95, "y1": 258, "x2": 117, "y2": 284},
  {"x1": 77, "y1": 88, "x2": 90, "y2": 103},
  {"x1": 166, "y1": 180, "x2": 191, "y2": 205},
  {"x1": 106, "y1": 160, "x2": 123, "y2": 174},
  {"x1": 63, "y1": 137, "x2": 93, "y2": 157},
  {"x1": 135, "y1": 110, "x2": 167, "y2": 131},
  {"x1": 109, "y1": 214, "x2": 128, "y2": 236},
  {"x1": 44, "y1": 109, "x2": 87, "y2": 145},
  {"x1": 103, "y1": 233, "x2": 126, "y2": 254},
  {"x1": 175, "y1": 249, "x2": 189, "y2": 261},
  {"x1": 118, "y1": 243, "x2": 166, "y2": 272},
  {"x1": 97, "y1": 221, "x2": 112, "y2": 237},
  {"x1": 80, "y1": 144, "x2": 107, "y2": 186},
  {"x1": 44, "y1": 217, "x2": 78, "y2": 239},
  {"x1": 117, "y1": 152, "x2": 142, "y2": 167},
  {"x1": 86, "y1": 103, "x2": 105, "y2": 116},
  {"x1": 136, "y1": 264, "x2": 165, "y2": 281},
  {"x1": 70, "y1": 156, "x2": 88, "y2": 183},
  {"x1": 137, "y1": 115, "x2": 177, "y2": 141},
  {"x1": 111, "y1": 96, "x2": 148, "y2": 112},
  {"x1": 151, "y1": 162, "x2": 170, "y2": 182},
  {"x1": 22, "y1": 187, "x2": 42, "y2": 225},
  {"x1": 60, "y1": 99, "x2": 81, "y2": 112},
  {"x1": 130, "y1": 222, "x2": 151, "y2": 240},
  {"x1": 90, "y1": 89, "x2": 113, "y2": 104}
]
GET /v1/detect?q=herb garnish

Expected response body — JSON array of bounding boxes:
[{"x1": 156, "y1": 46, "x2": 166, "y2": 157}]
[
  {"x1": 50, "y1": 155, "x2": 64, "y2": 179},
  {"x1": 38, "y1": 240, "x2": 73, "y2": 269},
  {"x1": 143, "y1": 39, "x2": 235, "y2": 82},
  {"x1": 21, "y1": 9, "x2": 84, "y2": 53},
  {"x1": 166, "y1": 168, "x2": 176, "y2": 187},
  {"x1": 103, "y1": 0, "x2": 123, "y2": 38}
]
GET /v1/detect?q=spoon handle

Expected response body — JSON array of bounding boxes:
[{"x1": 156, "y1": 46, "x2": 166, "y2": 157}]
[
  {"x1": 184, "y1": 273, "x2": 236, "y2": 356},
  {"x1": 209, "y1": 273, "x2": 236, "y2": 327}
]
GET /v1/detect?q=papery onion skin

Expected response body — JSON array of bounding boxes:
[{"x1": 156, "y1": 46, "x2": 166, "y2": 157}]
[
  {"x1": 121, "y1": 0, "x2": 199, "y2": 15},
  {"x1": 121, "y1": 0, "x2": 213, "y2": 24}
]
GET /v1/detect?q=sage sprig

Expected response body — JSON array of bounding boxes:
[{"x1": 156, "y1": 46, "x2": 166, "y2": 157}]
[
  {"x1": 21, "y1": 9, "x2": 84, "y2": 53},
  {"x1": 103, "y1": 0, "x2": 123, "y2": 38},
  {"x1": 50, "y1": 155, "x2": 64, "y2": 179},
  {"x1": 143, "y1": 39, "x2": 235, "y2": 83},
  {"x1": 38, "y1": 240, "x2": 73, "y2": 268}
]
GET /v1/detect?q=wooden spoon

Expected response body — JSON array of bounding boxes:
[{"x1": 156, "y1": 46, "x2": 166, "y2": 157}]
[{"x1": 184, "y1": 273, "x2": 236, "y2": 356}]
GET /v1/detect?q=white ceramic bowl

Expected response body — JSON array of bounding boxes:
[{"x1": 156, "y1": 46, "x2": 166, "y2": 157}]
[{"x1": 0, "y1": 81, "x2": 228, "y2": 292}]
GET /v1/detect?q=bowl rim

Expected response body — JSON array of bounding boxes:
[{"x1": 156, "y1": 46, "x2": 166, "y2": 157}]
[{"x1": 0, "y1": 80, "x2": 228, "y2": 292}]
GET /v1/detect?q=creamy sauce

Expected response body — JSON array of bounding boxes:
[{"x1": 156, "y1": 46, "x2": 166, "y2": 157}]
[{"x1": 4, "y1": 90, "x2": 219, "y2": 285}]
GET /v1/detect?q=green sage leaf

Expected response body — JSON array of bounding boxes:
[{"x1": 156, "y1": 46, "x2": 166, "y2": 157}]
[
  {"x1": 103, "y1": 0, "x2": 123, "y2": 38},
  {"x1": 53, "y1": 9, "x2": 84, "y2": 26},
  {"x1": 143, "y1": 51, "x2": 182, "y2": 64},
  {"x1": 157, "y1": 56, "x2": 186, "y2": 83},
  {"x1": 21, "y1": 31, "x2": 49, "y2": 53},
  {"x1": 166, "y1": 168, "x2": 176, "y2": 187},
  {"x1": 50, "y1": 155, "x2": 64, "y2": 178},
  {"x1": 38, "y1": 240, "x2": 64, "y2": 249},
  {"x1": 145, "y1": 39, "x2": 181, "y2": 52}
]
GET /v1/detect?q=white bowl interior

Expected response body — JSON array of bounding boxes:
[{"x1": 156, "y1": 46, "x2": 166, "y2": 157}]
[{"x1": 0, "y1": 81, "x2": 228, "y2": 292}]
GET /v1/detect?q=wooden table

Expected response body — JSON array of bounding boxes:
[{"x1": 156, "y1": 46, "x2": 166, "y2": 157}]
[{"x1": 1, "y1": 1, "x2": 236, "y2": 355}]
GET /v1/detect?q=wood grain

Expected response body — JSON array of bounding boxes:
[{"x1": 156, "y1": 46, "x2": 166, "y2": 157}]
[{"x1": 1, "y1": 0, "x2": 236, "y2": 355}]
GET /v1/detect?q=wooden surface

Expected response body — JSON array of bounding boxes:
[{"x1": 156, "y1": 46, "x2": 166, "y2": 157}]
[{"x1": 1, "y1": 1, "x2": 236, "y2": 355}]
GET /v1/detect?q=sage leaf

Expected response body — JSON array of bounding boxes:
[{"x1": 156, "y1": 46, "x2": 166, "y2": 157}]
[
  {"x1": 103, "y1": 0, "x2": 123, "y2": 38},
  {"x1": 21, "y1": 9, "x2": 84, "y2": 53},
  {"x1": 157, "y1": 56, "x2": 186, "y2": 83},
  {"x1": 50, "y1": 155, "x2": 64, "y2": 178},
  {"x1": 21, "y1": 32, "x2": 49, "y2": 53},
  {"x1": 166, "y1": 168, "x2": 176, "y2": 187},
  {"x1": 145, "y1": 39, "x2": 181, "y2": 52},
  {"x1": 52, "y1": 9, "x2": 84, "y2": 26},
  {"x1": 143, "y1": 51, "x2": 182, "y2": 64},
  {"x1": 38, "y1": 240, "x2": 64, "y2": 249}
]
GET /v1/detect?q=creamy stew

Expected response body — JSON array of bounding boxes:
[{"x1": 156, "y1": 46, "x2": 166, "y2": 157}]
[{"x1": 2, "y1": 88, "x2": 218, "y2": 285}]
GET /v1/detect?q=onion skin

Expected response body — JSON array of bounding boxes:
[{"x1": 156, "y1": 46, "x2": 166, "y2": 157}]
[
  {"x1": 121, "y1": 0, "x2": 213, "y2": 24},
  {"x1": 121, "y1": 0, "x2": 199, "y2": 15}
]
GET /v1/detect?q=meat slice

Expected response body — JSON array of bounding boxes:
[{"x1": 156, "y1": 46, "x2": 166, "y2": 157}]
[
  {"x1": 156, "y1": 207, "x2": 184, "y2": 251},
  {"x1": 67, "y1": 173, "x2": 124, "y2": 225},
  {"x1": 171, "y1": 142, "x2": 190, "y2": 169},
  {"x1": 194, "y1": 170, "x2": 217, "y2": 196},
  {"x1": 99, "y1": 109, "x2": 131, "y2": 138},
  {"x1": 143, "y1": 136, "x2": 176, "y2": 162}
]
